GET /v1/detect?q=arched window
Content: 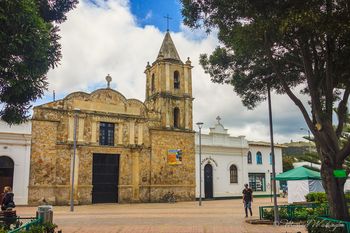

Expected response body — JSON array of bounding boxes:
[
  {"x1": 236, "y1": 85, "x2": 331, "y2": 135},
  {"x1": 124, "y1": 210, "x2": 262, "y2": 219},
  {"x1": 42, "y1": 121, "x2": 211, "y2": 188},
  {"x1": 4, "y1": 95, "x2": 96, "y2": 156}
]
[
  {"x1": 247, "y1": 151, "x2": 252, "y2": 164},
  {"x1": 174, "y1": 71, "x2": 180, "y2": 89},
  {"x1": 256, "y1": 151, "x2": 262, "y2": 164},
  {"x1": 174, "y1": 107, "x2": 180, "y2": 128},
  {"x1": 151, "y1": 74, "x2": 155, "y2": 92},
  {"x1": 230, "y1": 165, "x2": 238, "y2": 183}
]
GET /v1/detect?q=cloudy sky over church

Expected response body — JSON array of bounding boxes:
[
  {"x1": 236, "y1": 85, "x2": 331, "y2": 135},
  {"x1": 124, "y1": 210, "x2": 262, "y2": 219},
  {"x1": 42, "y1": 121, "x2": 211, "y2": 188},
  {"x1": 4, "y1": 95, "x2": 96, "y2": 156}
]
[{"x1": 37, "y1": 0, "x2": 309, "y2": 143}]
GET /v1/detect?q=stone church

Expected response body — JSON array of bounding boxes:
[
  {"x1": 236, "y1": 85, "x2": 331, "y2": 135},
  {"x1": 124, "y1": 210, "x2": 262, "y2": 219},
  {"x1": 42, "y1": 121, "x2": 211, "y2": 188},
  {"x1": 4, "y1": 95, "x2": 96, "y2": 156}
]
[{"x1": 28, "y1": 32, "x2": 195, "y2": 205}]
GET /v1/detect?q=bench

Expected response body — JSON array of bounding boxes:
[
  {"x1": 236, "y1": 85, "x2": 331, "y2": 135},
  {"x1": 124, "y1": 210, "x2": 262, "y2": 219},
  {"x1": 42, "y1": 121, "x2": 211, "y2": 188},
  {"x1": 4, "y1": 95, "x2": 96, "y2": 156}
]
[{"x1": 0, "y1": 210, "x2": 17, "y2": 228}]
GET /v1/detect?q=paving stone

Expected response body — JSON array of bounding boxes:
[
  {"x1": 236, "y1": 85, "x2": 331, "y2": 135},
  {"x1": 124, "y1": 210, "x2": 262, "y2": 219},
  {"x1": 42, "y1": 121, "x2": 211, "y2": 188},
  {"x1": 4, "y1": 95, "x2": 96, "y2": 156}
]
[{"x1": 16, "y1": 198, "x2": 307, "y2": 233}]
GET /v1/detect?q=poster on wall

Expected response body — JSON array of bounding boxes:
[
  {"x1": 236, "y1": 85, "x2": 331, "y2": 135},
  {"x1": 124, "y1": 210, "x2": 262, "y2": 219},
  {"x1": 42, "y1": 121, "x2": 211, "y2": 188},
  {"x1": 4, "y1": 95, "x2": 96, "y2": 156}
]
[{"x1": 168, "y1": 149, "x2": 182, "y2": 165}]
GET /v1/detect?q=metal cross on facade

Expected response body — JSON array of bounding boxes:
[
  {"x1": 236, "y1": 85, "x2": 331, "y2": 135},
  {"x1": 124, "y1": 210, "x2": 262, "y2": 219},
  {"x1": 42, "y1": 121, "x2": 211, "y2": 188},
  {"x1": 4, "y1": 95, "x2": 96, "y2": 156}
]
[
  {"x1": 216, "y1": 116, "x2": 221, "y2": 124},
  {"x1": 164, "y1": 14, "x2": 172, "y2": 31},
  {"x1": 105, "y1": 74, "x2": 112, "y2": 88}
]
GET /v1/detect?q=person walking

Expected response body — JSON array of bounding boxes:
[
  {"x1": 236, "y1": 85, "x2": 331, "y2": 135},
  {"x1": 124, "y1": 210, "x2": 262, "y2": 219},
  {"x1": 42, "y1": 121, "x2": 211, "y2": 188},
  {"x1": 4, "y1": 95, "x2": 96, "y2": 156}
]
[
  {"x1": 1, "y1": 186, "x2": 15, "y2": 211},
  {"x1": 242, "y1": 184, "x2": 253, "y2": 217},
  {"x1": 282, "y1": 185, "x2": 288, "y2": 198}
]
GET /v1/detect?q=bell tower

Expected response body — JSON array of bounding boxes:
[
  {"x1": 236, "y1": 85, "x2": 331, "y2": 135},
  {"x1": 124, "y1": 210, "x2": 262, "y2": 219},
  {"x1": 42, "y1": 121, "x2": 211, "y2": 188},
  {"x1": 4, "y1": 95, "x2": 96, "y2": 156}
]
[{"x1": 145, "y1": 32, "x2": 193, "y2": 130}]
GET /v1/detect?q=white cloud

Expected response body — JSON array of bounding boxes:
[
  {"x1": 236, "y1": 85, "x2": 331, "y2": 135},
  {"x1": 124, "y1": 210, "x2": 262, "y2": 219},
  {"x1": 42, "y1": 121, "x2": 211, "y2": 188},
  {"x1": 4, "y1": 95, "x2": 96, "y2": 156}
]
[
  {"x1": 144, "y1": 10, "x2": 152, "y2": 20},
  {"x1": 43, "y1": 0, "x2": 309, "y2": 143}
]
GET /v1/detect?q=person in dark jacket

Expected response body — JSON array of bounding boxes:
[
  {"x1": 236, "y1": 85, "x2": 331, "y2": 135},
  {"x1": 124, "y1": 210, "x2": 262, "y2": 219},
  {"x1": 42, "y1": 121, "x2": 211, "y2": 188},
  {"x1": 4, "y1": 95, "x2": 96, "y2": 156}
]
[
  {"x1": 1, "y1": 186, "x2": 15, "y2": 211},
  {"x1": 242, "y1": 184, "x2": 253, "y2": 217}
]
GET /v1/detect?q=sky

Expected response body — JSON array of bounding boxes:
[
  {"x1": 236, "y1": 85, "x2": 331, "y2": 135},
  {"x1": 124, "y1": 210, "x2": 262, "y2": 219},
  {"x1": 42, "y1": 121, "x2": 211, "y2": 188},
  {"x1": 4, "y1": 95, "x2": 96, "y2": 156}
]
[{"x1": 37, "y1": 0, "x2": 311, "y2": 143}]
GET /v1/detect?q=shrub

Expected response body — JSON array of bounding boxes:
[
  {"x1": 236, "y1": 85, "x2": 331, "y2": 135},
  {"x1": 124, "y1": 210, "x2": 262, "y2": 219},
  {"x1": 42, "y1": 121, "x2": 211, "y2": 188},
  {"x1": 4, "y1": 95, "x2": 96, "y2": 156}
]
[
  {"x1": 305, "y1": 192, "x2": 327, "y2": 203},
  {"x1": 279, "y1": 207, "x2": 289, "y2": 220},
  {"x1": 262, "y1": 207, "x2": 290, "y2": 220},
  {"x1": 262, "y1": 208, "x2": 274, "y2": 220},
  {"x1": 22, "y1": 222, "x2": 57, "y2": 233},
  {"x1": 294, "y1": 208, "x2": 314, "y2": 220},
  {"x1": 262, "y1": 204, "x2": 329, "y2": 222},
  {"x1": 345, "y1": 192, "x2": 350, "y2": 201}
]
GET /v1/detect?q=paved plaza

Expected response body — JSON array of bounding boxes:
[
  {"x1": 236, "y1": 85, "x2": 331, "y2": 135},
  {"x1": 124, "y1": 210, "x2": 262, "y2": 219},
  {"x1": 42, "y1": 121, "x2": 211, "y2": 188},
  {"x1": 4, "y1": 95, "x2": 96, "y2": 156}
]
[{"x1": 16, "y1": 198, "x2": 306, "y2": 233}]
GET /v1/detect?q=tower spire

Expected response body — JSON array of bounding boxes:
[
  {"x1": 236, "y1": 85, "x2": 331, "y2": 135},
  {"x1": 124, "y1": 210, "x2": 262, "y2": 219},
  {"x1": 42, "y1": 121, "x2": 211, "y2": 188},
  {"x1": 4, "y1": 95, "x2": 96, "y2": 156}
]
[{"x1": 157, "y1": 32, "x2": 181, "y2": 61}]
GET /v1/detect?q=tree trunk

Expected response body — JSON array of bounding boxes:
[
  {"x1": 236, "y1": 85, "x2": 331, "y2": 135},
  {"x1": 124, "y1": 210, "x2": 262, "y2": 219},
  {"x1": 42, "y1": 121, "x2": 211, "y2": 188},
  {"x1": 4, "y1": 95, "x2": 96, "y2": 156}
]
[{"x1": 321, "y1": 161, "x2": 349, "y2": 220}]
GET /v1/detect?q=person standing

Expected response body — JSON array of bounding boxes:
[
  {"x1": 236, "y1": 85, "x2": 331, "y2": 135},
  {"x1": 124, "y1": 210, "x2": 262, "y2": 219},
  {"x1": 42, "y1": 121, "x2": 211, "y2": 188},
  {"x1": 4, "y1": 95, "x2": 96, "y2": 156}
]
[
  {"x1": 242, "y1": 184, "x2": 253, "y2": 217},
  {"x1": 282, "y1": 185, "x2": 288, "y2": 198}
]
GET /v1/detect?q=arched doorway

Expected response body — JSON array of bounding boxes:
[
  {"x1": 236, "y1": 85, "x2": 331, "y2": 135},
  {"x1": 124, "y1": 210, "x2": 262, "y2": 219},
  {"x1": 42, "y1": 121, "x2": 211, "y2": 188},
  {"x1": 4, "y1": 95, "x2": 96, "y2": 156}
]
[
  {"x1": 204, "y1": 163, "x2": 213, "y2": 199},
  {"x1": 0, "y1": 156, "x2": 14, "y2": 193}
]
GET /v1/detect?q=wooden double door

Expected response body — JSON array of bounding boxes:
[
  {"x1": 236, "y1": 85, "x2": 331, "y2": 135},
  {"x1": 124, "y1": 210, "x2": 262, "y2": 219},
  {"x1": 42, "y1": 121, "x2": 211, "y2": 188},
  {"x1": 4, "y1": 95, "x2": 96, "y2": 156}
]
[{"x1": 92, "y1": 154, "x2": 119, "y2": 203}]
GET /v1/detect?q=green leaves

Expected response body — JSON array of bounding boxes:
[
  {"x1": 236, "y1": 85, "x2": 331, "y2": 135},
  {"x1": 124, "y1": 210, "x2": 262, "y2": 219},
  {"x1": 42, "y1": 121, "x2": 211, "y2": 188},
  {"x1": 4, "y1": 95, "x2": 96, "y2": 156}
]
[
  {"x1": 181, "y1": 0, "x2": 350, "y2": 106},
  {"x1": 0, "y1": 0, "x2": 77, "y2": 124}
]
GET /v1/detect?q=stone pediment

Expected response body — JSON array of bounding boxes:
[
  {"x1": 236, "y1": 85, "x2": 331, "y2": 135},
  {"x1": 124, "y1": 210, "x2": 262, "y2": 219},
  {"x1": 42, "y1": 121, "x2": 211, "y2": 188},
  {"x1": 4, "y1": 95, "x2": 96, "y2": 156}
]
[{"x1": 37, "y1": 88, "x2": 147, "y2": 117}]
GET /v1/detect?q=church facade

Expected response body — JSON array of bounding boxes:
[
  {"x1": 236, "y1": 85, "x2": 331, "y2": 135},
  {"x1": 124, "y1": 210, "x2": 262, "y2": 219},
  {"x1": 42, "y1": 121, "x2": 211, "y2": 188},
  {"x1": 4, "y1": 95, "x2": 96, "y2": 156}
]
[{"x1": 28, "y1": 32, "x2": 196, "y2": 205}]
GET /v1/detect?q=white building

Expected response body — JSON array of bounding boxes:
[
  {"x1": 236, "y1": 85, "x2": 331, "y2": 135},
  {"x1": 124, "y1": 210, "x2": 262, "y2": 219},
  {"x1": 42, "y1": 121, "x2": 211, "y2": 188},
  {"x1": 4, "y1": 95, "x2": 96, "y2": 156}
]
[
  {"x1": 195, "y1": 118, "x2": 283, "y2": 199},
  {"x1": 0, "y1": 121, "x2": 31, "y2": 205}
]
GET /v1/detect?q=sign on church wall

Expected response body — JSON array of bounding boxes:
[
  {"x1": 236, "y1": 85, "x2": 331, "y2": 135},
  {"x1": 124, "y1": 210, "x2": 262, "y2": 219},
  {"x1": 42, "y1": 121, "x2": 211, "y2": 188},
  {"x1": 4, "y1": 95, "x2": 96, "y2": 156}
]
[{"x1": 168, "y1": 149, "x2": 182, "y2": 165}]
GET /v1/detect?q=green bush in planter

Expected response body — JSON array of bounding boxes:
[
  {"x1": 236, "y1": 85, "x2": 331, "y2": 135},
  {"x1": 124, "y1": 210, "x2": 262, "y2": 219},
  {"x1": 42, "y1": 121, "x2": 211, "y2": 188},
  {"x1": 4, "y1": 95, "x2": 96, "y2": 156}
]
[
  {"x1": 294, "y1": 208, "x2": 315, "y2": 221},
  {"x1": 19, "y1": 222, "x2": 57, "y2": 233},
  {"x1": 305, "y1": 192, "x2": 327, "y2": 203},
  {"x1": 262, "y1": 208, "x2": 274, "y2": 220},
  {"x1": 262, "y1": 207, "x2": 289, "y2": 220},
  {"x1": 279, "y1": 207, "x2": 289, "y2": 220}
]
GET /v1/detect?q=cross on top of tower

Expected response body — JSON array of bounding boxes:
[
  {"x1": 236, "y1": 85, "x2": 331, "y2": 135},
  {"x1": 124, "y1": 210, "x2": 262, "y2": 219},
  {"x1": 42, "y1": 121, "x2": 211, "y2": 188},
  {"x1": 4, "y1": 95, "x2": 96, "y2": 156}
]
[
  {"x1": 216, "y1": 116, "x2": 221, "y2": 124},
  {"x1": 164, "y1": 14, "x2": 172, "y2": 31}
]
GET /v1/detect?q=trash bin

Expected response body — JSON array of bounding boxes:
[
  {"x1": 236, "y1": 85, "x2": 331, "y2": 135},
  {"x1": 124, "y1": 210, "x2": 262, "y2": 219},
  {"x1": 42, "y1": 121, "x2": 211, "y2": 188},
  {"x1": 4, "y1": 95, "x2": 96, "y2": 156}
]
[{"x1": 36, "y1": 205, "x2": 53, "y2": 224}]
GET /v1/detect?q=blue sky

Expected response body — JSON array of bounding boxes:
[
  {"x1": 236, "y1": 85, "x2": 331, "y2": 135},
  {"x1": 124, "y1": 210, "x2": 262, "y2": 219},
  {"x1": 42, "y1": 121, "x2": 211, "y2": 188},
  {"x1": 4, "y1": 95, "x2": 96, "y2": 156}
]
[{"x1": 130, "y1": 0, "x2": 182, "y2": 32}]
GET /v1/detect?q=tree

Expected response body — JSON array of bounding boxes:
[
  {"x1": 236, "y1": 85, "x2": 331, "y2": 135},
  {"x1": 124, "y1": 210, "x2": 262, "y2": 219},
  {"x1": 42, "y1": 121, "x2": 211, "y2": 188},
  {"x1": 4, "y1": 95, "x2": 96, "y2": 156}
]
[
  {"x1": 181, "y1": 0, "x2": 350, "y2": 220},
  {"x1": 0, "y1": 0, "x2": 77, "y2": 124},
  {"x1": 282, "y1": 156, "x2": 295, "y2": 172}
]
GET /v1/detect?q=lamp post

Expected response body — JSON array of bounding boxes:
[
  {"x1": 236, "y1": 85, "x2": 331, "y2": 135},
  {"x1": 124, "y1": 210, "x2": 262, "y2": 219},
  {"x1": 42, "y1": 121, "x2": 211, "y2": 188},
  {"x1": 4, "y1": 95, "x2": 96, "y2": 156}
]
[
  {"x1": 267, "y1": 85, "x2": 279, "y2": 225},
  {"x1": 70, "y1": 108, "x2": 79, "y2": 212},
  {"x1": 196, "y1": 122, "x2": 204, "y2": 206}
]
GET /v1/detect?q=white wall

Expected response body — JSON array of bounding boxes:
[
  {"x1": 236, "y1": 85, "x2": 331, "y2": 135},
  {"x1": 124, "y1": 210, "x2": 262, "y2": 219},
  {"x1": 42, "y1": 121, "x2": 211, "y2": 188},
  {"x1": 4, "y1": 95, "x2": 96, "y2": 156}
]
[
  {"x1": 247, "y1": 145, "x2": 283, "y2": 194},
  {"x1": 195, "y1": 150, "x2": 245, "y2": 198},
  {"x1": 0, "y1": 121, "x2": 31, "y2": 205}
]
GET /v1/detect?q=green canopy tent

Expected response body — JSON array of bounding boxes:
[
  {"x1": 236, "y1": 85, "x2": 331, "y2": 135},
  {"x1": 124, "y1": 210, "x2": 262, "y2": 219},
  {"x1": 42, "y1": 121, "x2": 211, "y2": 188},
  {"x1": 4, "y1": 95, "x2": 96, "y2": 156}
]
[
  {"x1": 274, "y1": 166, "x2": 324, "y2": 203},
  {"x1": 274, "y1": 166, "x2": 321, "y2": 181}
]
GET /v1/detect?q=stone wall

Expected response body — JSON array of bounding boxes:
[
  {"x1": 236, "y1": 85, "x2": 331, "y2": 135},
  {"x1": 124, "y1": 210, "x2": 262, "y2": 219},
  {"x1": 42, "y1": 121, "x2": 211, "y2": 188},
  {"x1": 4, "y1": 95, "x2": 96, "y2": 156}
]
[{"x1": 149, "y1": 129, "x2": 196, "y2": 202}]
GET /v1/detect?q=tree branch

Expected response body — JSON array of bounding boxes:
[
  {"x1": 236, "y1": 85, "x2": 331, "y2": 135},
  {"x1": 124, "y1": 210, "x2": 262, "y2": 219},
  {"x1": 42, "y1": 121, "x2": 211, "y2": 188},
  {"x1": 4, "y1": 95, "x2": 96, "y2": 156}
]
[
  {"x1": 336, "y1": 83, "x2": 350, "y2": 138},
  {"x1": 325, "y1": 35, "x2": 335, "y2": 120},
  {"x1": 299, "y1": 39, "x2": 323, "y2": 121},
  {"x1": 340, "y1": 138, "x2": 350, "y2": 162},
  {"x1": 263, "y1": 32, "x2": 315, "y2": 135}
]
